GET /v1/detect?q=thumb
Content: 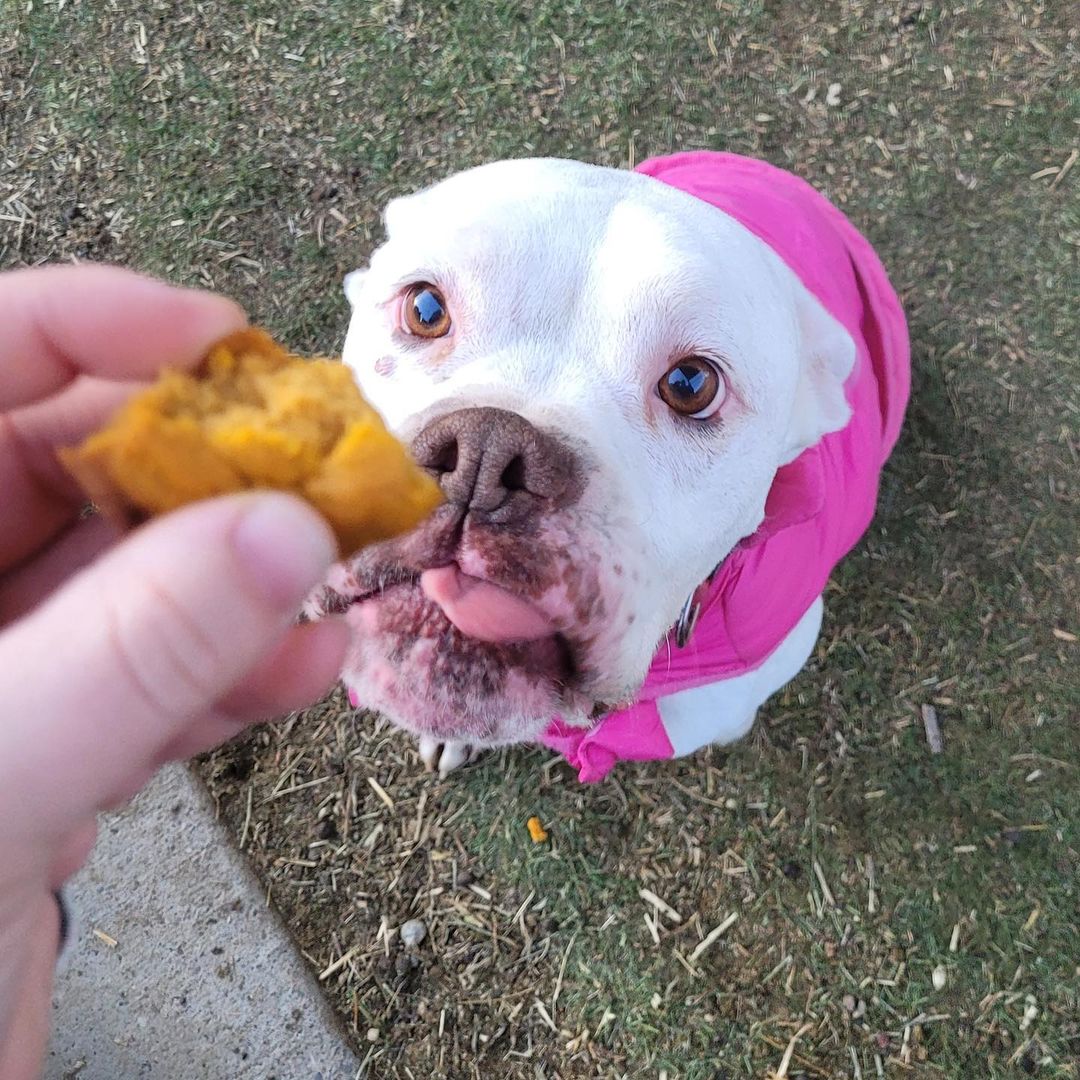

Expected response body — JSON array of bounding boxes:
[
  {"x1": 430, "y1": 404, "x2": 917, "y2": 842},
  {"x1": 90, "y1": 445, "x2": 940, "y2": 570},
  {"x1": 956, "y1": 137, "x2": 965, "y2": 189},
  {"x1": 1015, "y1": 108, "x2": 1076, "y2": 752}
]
[{"x1": 0, "y1": 493, "x2": 337, "y2": 834}]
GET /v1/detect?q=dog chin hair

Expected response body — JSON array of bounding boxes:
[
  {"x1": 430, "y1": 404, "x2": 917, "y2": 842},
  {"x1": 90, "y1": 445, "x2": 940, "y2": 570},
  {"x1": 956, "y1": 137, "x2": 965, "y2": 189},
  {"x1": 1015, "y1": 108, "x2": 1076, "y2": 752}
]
[{"x1": 353, "y1": 670, "x2": 566, "y2": 747}]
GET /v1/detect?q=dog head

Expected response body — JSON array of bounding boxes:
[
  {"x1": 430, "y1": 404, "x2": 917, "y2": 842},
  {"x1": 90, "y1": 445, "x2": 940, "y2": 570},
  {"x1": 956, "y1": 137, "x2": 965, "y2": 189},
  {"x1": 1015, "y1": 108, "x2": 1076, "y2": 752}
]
[{"x1": 316, "y1": 158, "x2": 854, "y2": 745}]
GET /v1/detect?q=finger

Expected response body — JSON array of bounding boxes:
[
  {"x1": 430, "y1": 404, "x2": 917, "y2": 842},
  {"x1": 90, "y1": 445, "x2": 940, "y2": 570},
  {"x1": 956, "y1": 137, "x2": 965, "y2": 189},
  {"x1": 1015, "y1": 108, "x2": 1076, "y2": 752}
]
[
  {"x1": 0, "y1": 904, "x2": 58, "y2": 1080},
  {"x1": 218, "y1": 617, "x2": 350, "y2": 720},
  {"x1": 0, "y1": 377, "x2": 146, "y2": 569},
  {"x1": 47, "y1": 820, "x2": 99, "y2": 890},
  {"x1": 158, "y1": 619, "x2": 349, "y2": 762},
  {"x1": 8, "y1": 376, "x2": 143, "y2": 482},
  {"x1": 0, "y1": 492, "x2": 338, "y2": 835},
  {"x1": 0, "y1": 264, "x2": 246, "y2": 411},
  {"x1": 100, "y1": 619, "x2": 348, "y2": 807},
  {"x1": 0, "y1": 514, "x2": 121, "y2": 628}
]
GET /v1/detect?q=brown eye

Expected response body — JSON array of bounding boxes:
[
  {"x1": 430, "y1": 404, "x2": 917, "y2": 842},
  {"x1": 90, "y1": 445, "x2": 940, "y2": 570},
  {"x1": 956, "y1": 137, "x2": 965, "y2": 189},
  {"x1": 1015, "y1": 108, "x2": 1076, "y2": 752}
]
[
  {"x1": 402, "y1": 283, "x2": 451, "y2": 338},
  {"x1": 658, "y1": 357, "x2": 725, "y2": 419}
]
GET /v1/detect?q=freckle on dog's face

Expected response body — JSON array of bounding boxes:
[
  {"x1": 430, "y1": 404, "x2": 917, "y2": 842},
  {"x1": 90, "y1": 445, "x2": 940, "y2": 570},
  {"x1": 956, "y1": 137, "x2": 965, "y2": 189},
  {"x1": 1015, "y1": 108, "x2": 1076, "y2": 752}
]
[{"x1": 329, "y1": 158, "x2": 822, "y2": 746}]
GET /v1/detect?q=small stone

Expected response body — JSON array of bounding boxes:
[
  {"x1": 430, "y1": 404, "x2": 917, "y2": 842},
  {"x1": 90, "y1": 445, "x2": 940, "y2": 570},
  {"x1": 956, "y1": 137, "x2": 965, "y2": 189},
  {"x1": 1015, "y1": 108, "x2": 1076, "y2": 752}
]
[
  {"x1": 400, "y1": 918, "x2": 427, "y2": 949},
  {"x1": 932, "y1": 964, "x2": 947, "y2": 990},
  {"x1": 366, "y1": 1028, "x2": 380, "y2": 1042},
  {"x1": 841, "y1": 994, "x2": 866, "y2": 1019},
  {"x1": 1020, "y1": 995, "x2": 1038, "y2": 1031}
]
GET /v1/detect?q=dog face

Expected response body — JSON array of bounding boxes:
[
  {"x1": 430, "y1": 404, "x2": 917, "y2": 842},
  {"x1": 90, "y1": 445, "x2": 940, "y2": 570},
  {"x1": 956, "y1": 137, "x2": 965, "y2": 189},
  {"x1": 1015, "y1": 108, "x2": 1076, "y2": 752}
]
[{"x1": 317, "y1": 158, "x2": 854, "y2": 746}]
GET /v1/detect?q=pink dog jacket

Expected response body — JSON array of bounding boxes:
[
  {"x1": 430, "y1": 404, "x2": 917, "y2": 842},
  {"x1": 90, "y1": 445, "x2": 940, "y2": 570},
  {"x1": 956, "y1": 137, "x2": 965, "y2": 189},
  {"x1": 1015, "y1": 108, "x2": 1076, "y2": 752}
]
[{"x1": 541, "y1": 150, "x2": 910, "y2": 782}]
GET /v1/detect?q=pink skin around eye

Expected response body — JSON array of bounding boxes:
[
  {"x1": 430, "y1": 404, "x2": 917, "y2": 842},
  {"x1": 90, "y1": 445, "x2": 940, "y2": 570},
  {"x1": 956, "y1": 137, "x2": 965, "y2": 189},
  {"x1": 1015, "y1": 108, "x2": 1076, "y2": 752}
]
[
  {"x1": 390, "y1": 292, "x2": 407, "y2": 332},
  {"x1": 374, "y1": 356, "x2": 396, "y2": 377}
]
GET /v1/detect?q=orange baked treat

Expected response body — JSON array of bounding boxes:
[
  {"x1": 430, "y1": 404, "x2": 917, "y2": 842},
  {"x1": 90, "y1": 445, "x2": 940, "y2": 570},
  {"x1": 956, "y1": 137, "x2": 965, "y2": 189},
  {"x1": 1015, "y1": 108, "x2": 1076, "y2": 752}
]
[
  {"x1": 526, "y1": 816, "x2": 549, "y2": 844},
  {"x1": 60, "y1": 328, "x2": 443, "y2": 553}
]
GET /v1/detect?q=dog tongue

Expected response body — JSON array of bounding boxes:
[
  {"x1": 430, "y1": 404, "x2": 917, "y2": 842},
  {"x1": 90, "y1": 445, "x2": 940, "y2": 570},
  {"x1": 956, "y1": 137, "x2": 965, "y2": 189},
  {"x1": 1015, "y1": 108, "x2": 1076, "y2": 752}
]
[{"x1": 420, "y1": 566, "x2": 555, "y2": 643}]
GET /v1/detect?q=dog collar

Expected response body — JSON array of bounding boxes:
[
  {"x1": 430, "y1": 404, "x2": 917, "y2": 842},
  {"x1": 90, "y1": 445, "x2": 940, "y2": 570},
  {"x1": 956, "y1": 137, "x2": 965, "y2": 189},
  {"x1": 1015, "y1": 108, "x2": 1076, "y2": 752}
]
[{"x1": 674, "y1": 568, "x2": 719, "y2": 647}]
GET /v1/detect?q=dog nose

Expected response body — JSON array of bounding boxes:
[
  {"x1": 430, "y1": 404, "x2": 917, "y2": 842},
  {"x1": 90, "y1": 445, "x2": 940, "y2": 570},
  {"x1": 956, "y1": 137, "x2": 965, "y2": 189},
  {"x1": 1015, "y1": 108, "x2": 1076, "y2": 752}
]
[{"x1": 412, "y1": 407, "x2": 580, "y2": 517}]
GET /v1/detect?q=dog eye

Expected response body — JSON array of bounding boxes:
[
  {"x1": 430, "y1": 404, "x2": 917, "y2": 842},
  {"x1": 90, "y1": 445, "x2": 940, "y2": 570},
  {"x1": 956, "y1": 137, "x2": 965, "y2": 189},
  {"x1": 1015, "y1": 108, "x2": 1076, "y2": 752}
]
[
  {"x1": 657, "y1": 357, "x2": 725, "y2": 419},
  {"x1": 402, "y1": 283, "x2": 451, "y2": 338}
]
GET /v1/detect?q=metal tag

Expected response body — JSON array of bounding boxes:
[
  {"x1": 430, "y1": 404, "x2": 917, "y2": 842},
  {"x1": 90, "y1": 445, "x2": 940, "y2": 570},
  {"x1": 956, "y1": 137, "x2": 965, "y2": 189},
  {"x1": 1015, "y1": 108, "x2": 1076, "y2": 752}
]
[
  {"x1": 673, "y1": 566, "x2": 720, "y2": 649},
  {"x1": 674, "y1": 593, "x2": 700, "y2": 648}
]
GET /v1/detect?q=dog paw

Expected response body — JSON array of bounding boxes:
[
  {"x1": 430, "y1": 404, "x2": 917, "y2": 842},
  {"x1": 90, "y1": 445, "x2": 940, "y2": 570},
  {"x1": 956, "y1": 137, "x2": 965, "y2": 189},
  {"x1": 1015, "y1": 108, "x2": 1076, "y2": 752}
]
[{"x1": 417, "y1": 736, "x2": 483, "y2": 777}]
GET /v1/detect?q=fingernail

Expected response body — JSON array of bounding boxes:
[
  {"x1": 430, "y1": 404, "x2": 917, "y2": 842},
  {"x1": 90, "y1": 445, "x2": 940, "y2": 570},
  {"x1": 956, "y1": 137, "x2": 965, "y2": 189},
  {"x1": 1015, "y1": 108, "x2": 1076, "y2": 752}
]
[{"x1": 231, "y1": 495, "x2": 337, "y2": 608}]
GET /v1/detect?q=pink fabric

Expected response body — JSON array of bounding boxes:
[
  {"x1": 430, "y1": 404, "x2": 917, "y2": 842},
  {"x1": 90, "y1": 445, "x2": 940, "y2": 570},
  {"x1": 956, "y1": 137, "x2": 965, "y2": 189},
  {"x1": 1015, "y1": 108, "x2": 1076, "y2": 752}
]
[
  {"x1": 542, "y1": 703, "x2": 674, "y2": 783},
  {"x1": 541, "y1": 151, "x2": 910, "y2": 782}
]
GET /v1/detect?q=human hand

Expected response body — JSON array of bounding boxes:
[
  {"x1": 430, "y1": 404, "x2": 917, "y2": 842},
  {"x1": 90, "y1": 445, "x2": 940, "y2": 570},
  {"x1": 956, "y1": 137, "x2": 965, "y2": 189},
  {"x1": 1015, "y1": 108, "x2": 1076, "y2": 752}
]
[{"x1": 0, "y1": 265, "x2": 349, "y2": 1078}]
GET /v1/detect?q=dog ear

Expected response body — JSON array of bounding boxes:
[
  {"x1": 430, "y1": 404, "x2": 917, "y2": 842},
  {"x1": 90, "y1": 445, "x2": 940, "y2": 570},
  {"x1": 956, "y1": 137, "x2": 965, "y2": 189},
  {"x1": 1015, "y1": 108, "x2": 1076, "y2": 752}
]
[
  {"x1": 383, "y1": 193, "x2": 416, "y2": 240},
  {"x1": 345, "y1": 189, "x2": 418, "y2": 307},
  {"x1": 344, "y1": 189, "x2": 422, "y2": 307},
  {"x1": 781, "y1": 286, "x2": 856, "y2": 463},
  {"x1": 343, "y1": 269, "x2": 368, "y2": 307}
]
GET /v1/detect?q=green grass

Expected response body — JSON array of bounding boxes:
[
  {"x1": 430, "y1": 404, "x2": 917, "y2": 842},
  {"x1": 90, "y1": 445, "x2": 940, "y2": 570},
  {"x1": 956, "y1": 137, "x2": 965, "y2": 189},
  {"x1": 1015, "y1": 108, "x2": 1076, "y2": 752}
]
[{"x1": 4, "y1": 0, "x2": 1077, "y2": 1075}]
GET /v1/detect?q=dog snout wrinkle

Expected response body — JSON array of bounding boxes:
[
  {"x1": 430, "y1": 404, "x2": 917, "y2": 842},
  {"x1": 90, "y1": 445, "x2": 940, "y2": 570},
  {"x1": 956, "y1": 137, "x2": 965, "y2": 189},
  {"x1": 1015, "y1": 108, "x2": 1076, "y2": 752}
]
[{"x1": 412, "y1": 407, "x2": 581, "y2": 520}]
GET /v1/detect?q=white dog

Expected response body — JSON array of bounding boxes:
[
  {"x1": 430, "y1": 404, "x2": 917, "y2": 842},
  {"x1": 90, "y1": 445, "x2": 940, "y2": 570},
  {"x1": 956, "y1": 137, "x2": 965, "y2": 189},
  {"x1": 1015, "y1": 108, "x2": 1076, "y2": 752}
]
[{"x1": 306, "y1": 151, "x2": 909, "y2": 781}]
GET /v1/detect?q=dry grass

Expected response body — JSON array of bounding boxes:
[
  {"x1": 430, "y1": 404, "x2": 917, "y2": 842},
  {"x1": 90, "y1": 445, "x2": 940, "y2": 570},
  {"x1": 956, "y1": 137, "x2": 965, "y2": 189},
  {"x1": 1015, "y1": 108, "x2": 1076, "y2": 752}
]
[{"x1": 3, "y1": 1, "x2": 1078, "y2": 1076}]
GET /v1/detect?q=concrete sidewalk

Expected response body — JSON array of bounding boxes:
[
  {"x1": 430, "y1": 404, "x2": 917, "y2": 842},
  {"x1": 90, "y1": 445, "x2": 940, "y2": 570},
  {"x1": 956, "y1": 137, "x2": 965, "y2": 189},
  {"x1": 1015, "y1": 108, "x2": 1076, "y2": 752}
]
[{"x1": 46, "y1": 765, "x2": 360, "y2": 1080}]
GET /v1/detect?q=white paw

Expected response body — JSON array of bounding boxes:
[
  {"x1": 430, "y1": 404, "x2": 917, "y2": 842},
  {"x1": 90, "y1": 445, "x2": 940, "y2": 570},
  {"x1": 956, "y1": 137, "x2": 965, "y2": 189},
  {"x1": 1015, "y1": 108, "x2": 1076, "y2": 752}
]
[{"x1": 417, "y1": 736, "x2": 484, "y2": 777}]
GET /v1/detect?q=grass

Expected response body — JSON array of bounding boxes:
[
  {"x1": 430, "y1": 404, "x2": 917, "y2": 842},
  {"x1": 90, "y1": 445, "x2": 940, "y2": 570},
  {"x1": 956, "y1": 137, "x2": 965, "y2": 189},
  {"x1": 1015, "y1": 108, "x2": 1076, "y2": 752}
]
[{"x1": 3, "y1": 0, "x2": 1078, "y2": 1076}]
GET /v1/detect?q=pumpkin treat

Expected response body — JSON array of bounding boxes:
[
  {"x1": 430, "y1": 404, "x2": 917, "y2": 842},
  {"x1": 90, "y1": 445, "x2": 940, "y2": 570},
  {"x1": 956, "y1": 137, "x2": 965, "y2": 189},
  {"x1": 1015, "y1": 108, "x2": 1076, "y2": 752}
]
[{"x1": 59, "y1": 328, "x2": 442, "y2": 553}]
